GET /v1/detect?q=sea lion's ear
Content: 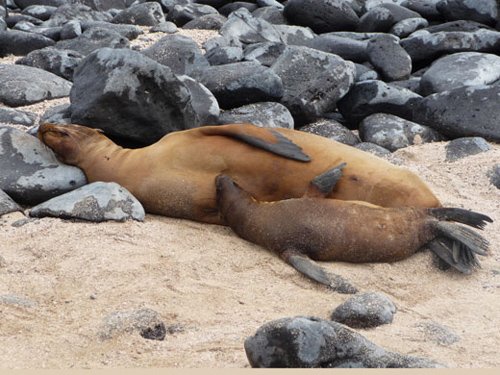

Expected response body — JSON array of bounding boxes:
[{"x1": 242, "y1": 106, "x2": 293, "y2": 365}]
[{"x1": 94, "y1": 128, "x2": 105, "y2": 134}]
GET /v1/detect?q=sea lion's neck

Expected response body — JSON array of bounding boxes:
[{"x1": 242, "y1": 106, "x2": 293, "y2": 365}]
[{"x1": 77, "y1": 139, "x2": 142, "y2": 183}]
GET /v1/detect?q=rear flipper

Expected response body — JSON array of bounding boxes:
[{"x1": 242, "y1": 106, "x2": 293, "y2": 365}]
[
  {"x1": 280, "y1": 249, "x2": 358, "y2": 294},
  {"x1": 428, "y1": 221, "x2": 490, "y2": 274},
  {"x1": 428, "y1": 208, "x2": 493, "y2": 229}
]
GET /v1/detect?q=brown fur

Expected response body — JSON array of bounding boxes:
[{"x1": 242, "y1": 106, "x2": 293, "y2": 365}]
[{"x1": 38, "y1": 122, "x2": 441, "y2": 225}]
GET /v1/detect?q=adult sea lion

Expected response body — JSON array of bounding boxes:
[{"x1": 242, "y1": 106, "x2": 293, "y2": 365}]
[
  {"x1": 38, "y1": 122, "x2": 441, "y2": 225},
  {"x1": 215, "y1": 167, "x2": 492, "y2": 293}
]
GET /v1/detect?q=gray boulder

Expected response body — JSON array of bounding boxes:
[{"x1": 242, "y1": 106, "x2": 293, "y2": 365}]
[
  {"x1": 337, "y1": 80, "x2": 422, "y2": 128},
  {"x1": 16, "y1": 47, "x2": 84, "y2": 81},
  {"x1": 355, "y1": 142, "x2": 392, "y2": 156},
  {"x1": 44, "y1": 4, "x2": 112, "y2": 27},
  {"x1": 420, "y1": 52, "x2": 500, "y2": 95},
  {"x1": 167, "y1": 3, "x2": 219, "y2": 26},
  {"x1": 29, "y1": 181, "x2": 145, "y2": 222},
  {"x1": 21, "y1": 5, "x2": 57, "y2": 21},
  {"x1": 436, "y1": 0, "x2": 498, "y2": 26},
  {"x1": 445, "y1": 137, "x2": 491, "y2": 162},
  {"x1": 192, "y1": 61, "x2": 284, "y2": 109},
  {"x1": 401, "y1": 0, "x2": 442, "y2": 20},
  {"x1": 80, "y1": 21, "x2": 143, "y2": 40},
  {"x1": 357, "y1": 4, "x2": 420, "y2": 33},
  {"x1": 0, "y1": 29, "x2": 55, "y2": 57},
  {"x1": 70, "y1": 47, "x2": 199, "y2": 145},
  {"x1": 244, "y1": 316, "x2": 444, "y2": 368},
  {"x1": 0, "y1": 107, "x2": 37, "y2": 126},
  {"x1": 54, "y1": 27, "x2": 129, "y2": 56},
  {"x1": 270, "y1": 45, "x2": 355, "y2": 124},
  {"x1": 218, "y1": 102, "x2": 294, "y2": 129},
  {"x1": 0, "y1": 189, "x2": 22, "y2": 217},
  {"x1": 283, "y1": 0, "x2": 360, "y2": 33},
  {"x1": 252, "y1": 6, "x2": 287, "y2": 25},
  {"x1": 416, "y1": 321, "x2": 461, "y2": 346},
  {"x1": 390, "y1": 17, "x2": 429, "y2": 38},
  {"x1": 359, "y1": 113, "x2": 444, "y2": 151},
  {"x1": 306, "y1": 34, "x2": 368, "y2": 63},
  {"x1": 40, "y1": 103, "x2": 72, "y2": 124},
  {"x1": 366, "y1": 34, "x2": 411, "y2": 81},
  {"x1": 220, "y1": 7, "x2": 282, "y2": 45},
  {"x1": 413, "y1": 84, "x2": 500, "y2": 141},
  {"x1": 300, "y1": 119, "x2": 360, "y2": 146},
  {"x1": 0, "y1": 126, "x2": 87, "y2": 205},
  {"x1": 182, "y1": 13, "x2": 227, "y2": 30},
  {"x1": 205, "y1": 46, "x2": 243, "y2": 65},
  {"x1": 0, "y1": 64, "x2": 72, "y2": 107},
  {"x1": 243, "y1": 42, "x2": 286, "y2": 66},
  {"x1": 401, "y1": 29, "x2": 500, "y2": 63},
  {"x1": 177, "y1": 75, "x2": 220, "y2": 126},
  {"x1": 331, "y1": 292, "x2": 397, "y2": 328},
  {"x1": 111, "y1": 2, "x2": 165, "y2": 26},
  {"x1": 488, "y1": 164, "x2": 500, "y2": 189},
  {"x1": 141, "y1": 34, "x2": 209, "y2": 75}
]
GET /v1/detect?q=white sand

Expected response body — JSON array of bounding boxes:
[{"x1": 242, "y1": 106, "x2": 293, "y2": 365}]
[{"x1": 1, "y1": 29, "x2": 499, "y2": 369}]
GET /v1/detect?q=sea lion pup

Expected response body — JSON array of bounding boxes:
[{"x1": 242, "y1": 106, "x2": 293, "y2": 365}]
[
  {"x1": 38, "y1": 122, "x2": 441, "y2": 225},
  {"x1": 215, "y1": 167, "x2": 492, "y2": 293}
]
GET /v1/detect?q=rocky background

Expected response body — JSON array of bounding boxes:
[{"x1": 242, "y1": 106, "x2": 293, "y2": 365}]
[{"x1": 1, "y1": 0, "x2": 500, "y2": 369}]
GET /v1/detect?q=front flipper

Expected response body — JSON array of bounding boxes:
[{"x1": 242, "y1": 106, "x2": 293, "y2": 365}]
[
  {"x1": 199, "y1": 124, "x2": 310, "y2": 162},
  {"x1": 304, "y1": 162, "x2": 347, "y2": 198},
  {"x1": 280, "y1": 249, "x2": 358, "y2": 294}
]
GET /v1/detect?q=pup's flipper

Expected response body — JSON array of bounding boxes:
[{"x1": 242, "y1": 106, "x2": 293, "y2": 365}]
[{"x1": 281, "y1": 249, "x2": 358, "y2": 294}]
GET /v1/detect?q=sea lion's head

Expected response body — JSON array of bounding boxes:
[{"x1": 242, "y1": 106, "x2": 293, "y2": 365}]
[{"x1": 38, "y1": 123, "x2": 105, "y2": 164}]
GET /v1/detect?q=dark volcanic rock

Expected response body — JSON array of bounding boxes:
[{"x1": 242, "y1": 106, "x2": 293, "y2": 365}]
[
  {"x1": 16, "y1": 47, "x2": 84, "y2": 81},
  {"x1": 0, "y1": 126, "x2": 87, "y2": 205},
  {"x1": 419, "y1": 52, "x2": 500, "y2": 95},
  {"x1": 252, "y1": 6, "x2": 287, "y2": 25},
  {"x1": 54, "y1": 27, "x2": 129, "y2": 56},
  {"x1": 283, "y1": 0, "x2": 360, "y2": 33},
  {"x1": 30, "y1": 181, "x2": 145, "y2": 222},
  {"x1": 270, "y1": 45, "x2": 355, "y2": 124},
  {"x1": 218, "y1": 1, "x2": 258, "y2": 17},
  {"x1": 111, "y1": 2, "x2": 165, "y2": 26},
  {"x1": 0, "y1": 29, "x2": 55, "y2": 57},
  {"x1": 331, "y1": 292, "x2": 397, "y2": 328},
  {"x1": 150, "y1": 21, "x2": 177, "y2": 34},
  {"x1": 413, "y1": 84, "x2": 500, "y2": 141},
  {"x1": 243, "y1": 41, "x2": 286, "y2": 66},
  {"x1": 70, "y1": 47, "x2": 199, "y2": 145},
  {"x1": 0, "y1": 63, "x2": 71, "y2": 107},
  {"x1": 21, "y1": 5, "x2": 57, "y2": 21},
  {"x1": 488, "y1": 164, "x2": 500, "y2": 189},
  {"x1": 142, "y1": 34, "x2": 209, "y2": 75},
  {"x1": 76, "y1": 0, "x2": 130, "y2": 11},
  {"x1": 44, "y1": 4, "x2": 112, "y2": 27},
  {"x1": 359, "y1": 113, "x2": 444, "y2": 151},
  {"x1": 436, "y1": 0, "x2": 498, "y2": 27},
  {"x1": 300, "y1": 119, "x2": 360, "y2": 146},
  {"x1": 205, "y1": 46, "x2": 243, "y2": 65},
  {"x1": 306, "y1": 34, "x2": 368, "y2": 63},
  {"x1": 355, "y1": 142, "x2": 391, "y2": 156},
  {"x1": 220, "y1": 7, "x2": 282, "y2": 45},
  {"x1": 177, "y1": 75, "x2": 220, "y2": 126},
  {"x1": 0, "y1": 189, "x2": 22, "y2": 217},
  {"x1": 167, "y1": 3, "x2": 219, "y2": 27},
  {"x1": 60, "y1": 20, "x2": 82, "y2": 40},
  {"x1": 272, "y1": 24, "x2": 315, "y2": 46},
  {"x1": 13, "y1": 0, "x2": 65, "y2": 8},
  {"x1": 401, "y1": 0, "x2": 442, "y2": 20},
  {"x1": 182, "y1": 13, "x2": 226, "y2": 30},
  {"x1": 98, "y1": 308, "x2": 166, "y2": 340},
  {"x1": 80, "y1": 21, "x2": 143, "y2": 40},
  {"x1": 357, "y1": 4, "x2": 420, "y2": 33},
  {"x1": 390, "y1": 17, "x2": 429, "y2": 38},
  {"x1": 366, "y1": 34, "x2": 411, "y2": 81},
  {"x1": 218, "y1": 102, "x2": 294, "y2": 129},
  {"x1": 192, "y1": 61, "x2": 284, "y2": 109},
  {"x1": 445, "y1": 137, "x2": 491, "y2": 162},
  {"x1": 0, "y1": 107, "x2": 36, "y2": 126},
  {"x1": 401, "y1": 29, "x2": 500, "y2": 64},
  {"x1": 40, "y1": 103, "x2": 72, "y2": 124},
  {"x1": 337, "y1": 80, "x2": 422, "y2": 128},
  {"x1": 424, "y1": 20, "x2": 494, "y2": 33},
  {"x1": 354, "y1": 63, "x2": 379, "y2": 81},
  {"x1": 244, "y1": 316, "x2": 444, "y2": 368}
]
